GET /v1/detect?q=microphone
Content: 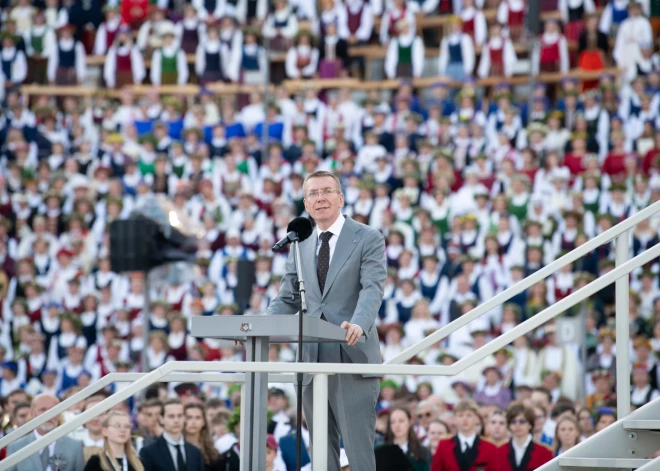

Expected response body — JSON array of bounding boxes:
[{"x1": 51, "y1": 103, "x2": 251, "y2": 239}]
[{"x1": 272, "y1": 217, "x2": 314, "y2": 252}]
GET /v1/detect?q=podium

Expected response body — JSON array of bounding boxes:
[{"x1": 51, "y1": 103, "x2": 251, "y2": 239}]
[{"x1": 191, "y1": 315, "x2": 362, "y2": 471}]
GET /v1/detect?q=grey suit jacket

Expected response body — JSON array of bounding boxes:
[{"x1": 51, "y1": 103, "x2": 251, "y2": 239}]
[
  {"x1": 265, "y1": 216, "x2": 387, "y2": 384},
  {"x1": 6, "y1": 433, "x2": 85, "y2": 471}
]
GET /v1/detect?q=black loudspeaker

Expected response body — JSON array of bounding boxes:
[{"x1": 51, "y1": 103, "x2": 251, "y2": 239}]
[
  {"x1": 109, "y1": 217, "x2": 160, "y2": 273},
  {"x1": 527, "y1": 0, "x2": 542, "y2": 36},
  {"x1": 235, "y1": 259, "x2": 256, "y2": 311}
]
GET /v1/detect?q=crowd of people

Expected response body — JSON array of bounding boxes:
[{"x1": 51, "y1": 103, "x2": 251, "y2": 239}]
[{"x1": 1, "y1": 0, "x2": 660, "y2": 469}]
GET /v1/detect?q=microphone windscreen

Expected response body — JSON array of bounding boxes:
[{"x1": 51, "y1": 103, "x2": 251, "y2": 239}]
[{"x1": 287, "y1": 217, "x2": 314, "y2": 242}]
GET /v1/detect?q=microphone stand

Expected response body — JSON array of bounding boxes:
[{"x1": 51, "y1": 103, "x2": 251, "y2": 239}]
[{"x1": 291, "y1": 236, "x2": 307, "y2": 471}]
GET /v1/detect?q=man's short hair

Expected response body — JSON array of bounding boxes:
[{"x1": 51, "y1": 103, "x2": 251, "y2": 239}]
[
  {"x1": 139, "y1": 399, "x2": 163, "y2": 412},
  {"x1": 144, "y1": 383, "x2": 167, "y2": 400},
  {"x1": 505, "y1": 402, "x2": 537, "y2": 427},
  {"x1": 453, "y1": 399, "x2": 480, "y2": 416},
  {"x1": 205, "y1": 398, "x2": 225, "y2": 410},
  {"x1": 532, "y1": 387, "x2": 552, "y2": 404},
  {"x1": 161, "y1": 398, "x2": 183, "y2": 416},
  {"x1": 7, "y1": 389, "x2": 28, "y2": 400},
  {"x1": 550, "y1": 401, "x2": 576, "y2": 419},
  {"x1": 303, "y1": 170, "x2": 342, "y2": 195}
]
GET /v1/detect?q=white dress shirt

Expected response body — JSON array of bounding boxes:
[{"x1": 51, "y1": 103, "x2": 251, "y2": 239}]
[
  {"x1": 512, "y1": 434, "x2": 532, "y2": 465},
  {"x1": 315, "y1": 213, "x2": 345, "y2": 263},
  {"x1": 457, "y1": 432, "x2": 476, "y2": 452},
  {"x1": 163, "y1": 432, "x2": 186, "y2": 470}
]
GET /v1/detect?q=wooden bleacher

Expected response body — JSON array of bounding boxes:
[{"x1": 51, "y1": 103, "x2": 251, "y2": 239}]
[{"x1": 20, "y1": 67, "x2": 619, "y2": 99}]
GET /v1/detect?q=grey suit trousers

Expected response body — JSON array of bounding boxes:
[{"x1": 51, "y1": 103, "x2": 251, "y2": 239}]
[{"x1": 301, "y1": 342, "x2": 379, "y2": 471}]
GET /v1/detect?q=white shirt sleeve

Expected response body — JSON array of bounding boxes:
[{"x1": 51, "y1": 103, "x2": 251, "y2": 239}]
[
  {"x1": 503, "y1": 38, "x2": 517, "y2": 76},
  {"x1": 94, "y1": 23, "x2": 107, "y2": 55},
  {"x1": 357, "y1": 4, "x2": 374, "y2": 41},
  {"x1": 283, "y1": 15, "x2": 299, "y2": 39},
  {"x1": 478, "y1": 43, "x2": 490, "y2": 78},
  {"x1": 132, "y1": 46, "x2": 146, "y2": 84},
  {"x1": 285, "y1": 48, "x2": 300, "y2": 78},
  {"x1": 75, "y1": 41, "x2": 86, "y2": 82},
  {"x1": 497, "y1": 1, "x2": 508, "y2": 24},
  {"x1": 438, "y1": 38, "x2": 448, "y2": 75},
  {"x1": 150, "y1": 49, "x2": 162, "y2": 85},
  {"x1": 558, "y1": 0, "x2": 568, "y2": 22},
  {"x1": 195, "y1": 43, "x2": 205, "y2": 76},
  {"x1": 379, "y1": 11, "x2": 390, "y2": 44},
  {"x1": 599, "y1": 4, "x2": 612, "y2": 34},
  {"x1": 385, "y1": 38, "x2": 398, "y2": 78},
  {"x1": 12, "y1": 50, "x2": 27, "y2": 83},
  {"x1": 462, "y1": 34, "x2": 475, "y2": 75},
  {"x1": 176, "y1": 49, "x2": 189, "y2": 84},
  {"x1": 57, "y1": 9, "x2": 68, "y2": 29},
  {"x1": 412, "y1": 36, "x2": 424, "y2": 77},
  {"x1": 474, "y1": 12, "x2": 487, "y2": 46},
  {"x1": 47, "y1": 43, "x2": 59, "y2": 82},
  {"x1": 104, "y1": 47, "x2": 117, "y2": 88},
  {"x1": 137, "y1": 22, "x2": 151, "y2": 50},
  {"x1": 558, "y1": 35, "x2": 569, "y2": 73},
  {"x1": 422, "y1": 0, "x2": 440, "y2": 13}
]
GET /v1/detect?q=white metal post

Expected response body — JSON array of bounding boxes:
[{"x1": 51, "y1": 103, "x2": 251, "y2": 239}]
[
  {"x1": 616, "y1": 233, "x2": 631, "y2": 418},
  {"x1": 240, "y1": 383, "x2": 247, "y2": 471},
  {"x1": 313, "y1": 374, "x2": 329, "y2": 471}
]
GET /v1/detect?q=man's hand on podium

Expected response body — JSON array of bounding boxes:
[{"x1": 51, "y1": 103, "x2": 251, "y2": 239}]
[{"x1": 341, "y1": 322, "x2": 363, "y2": 346}]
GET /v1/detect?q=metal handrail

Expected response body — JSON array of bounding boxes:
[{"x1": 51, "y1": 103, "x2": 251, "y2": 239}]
[
  {"x1": 385, "y1": 199, "x2": 660, "y2": 365},
  {"x1": 0, "y1": 372, "x2": 294, "y2": 451},
  {"x1": 4, "y1": 240, "x2": 660, "y2": 470}
]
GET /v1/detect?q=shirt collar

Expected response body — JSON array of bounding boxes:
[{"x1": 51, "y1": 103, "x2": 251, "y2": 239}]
[
  {"x1": 457, "y1": 432, "x2": 476, "y2": 448},
  {"x1": 513, "y1": 434, "x2": 532, "y2": 452},
  {"x1": 317, "y1": 213, "x2": 345, "y2": 240},
  {"x1": 163, "y1": 432, "x2": 185, "y2": 447}
]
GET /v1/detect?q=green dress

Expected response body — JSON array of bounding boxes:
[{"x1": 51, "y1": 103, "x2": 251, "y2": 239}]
[
  {"x1": 160, "y1": 49, "x2": 179, "y2": 85},
  {"x1": 508, "y1": 194, "x2": 529, "y2": 222}
]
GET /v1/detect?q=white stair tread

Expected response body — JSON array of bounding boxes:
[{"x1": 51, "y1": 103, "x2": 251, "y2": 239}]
[
  {"x1": 558, "y1": 457, "x2": 652, "y2": 468},
  {"x1": 622, "y1": 419, "x2": 660, "y2": 430},
  {"x1": 634, "y1": 456, "x2": 660, "y2": 471}
]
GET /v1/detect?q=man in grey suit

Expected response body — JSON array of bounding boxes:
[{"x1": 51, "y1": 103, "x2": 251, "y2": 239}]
[
  {"x1": 6, "y1": 394, "x2": 85, "y2": 471},
  {"x1": 265, "y1": 170, "x2": 387, "y2": 471}
]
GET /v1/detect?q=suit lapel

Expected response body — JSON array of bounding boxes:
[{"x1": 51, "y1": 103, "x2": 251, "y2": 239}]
[
  {"x1": 159, "y1": 437, "x2": 177, "y2": 471},
  {"x1": 302, "y1": 232, "x2": 322, "y2": 300},
  {"x1": 24, "y1": 434, "x2": 41, "y2": 471},
  {"x1": 321, "y1": 218, "x2": 362, "y2": 299},
  {"x1": 464, "y1": 435, "x2": 480, "y2": 470}
]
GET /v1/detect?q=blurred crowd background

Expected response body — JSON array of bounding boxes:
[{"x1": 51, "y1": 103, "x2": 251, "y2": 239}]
[{"x1": 0, "y1": 0, "x2": 660, "y2": 468}]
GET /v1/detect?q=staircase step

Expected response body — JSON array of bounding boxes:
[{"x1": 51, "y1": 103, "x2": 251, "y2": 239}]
[
  {"x1": 622, "y1": 419, "x2": 660, "y2": 430},
  {"x1": 558, "y1": 457, "x2": 652, "y2": 468},
  {"x1": 633, "y1": 456, "x2": 660, "y2": 471}
]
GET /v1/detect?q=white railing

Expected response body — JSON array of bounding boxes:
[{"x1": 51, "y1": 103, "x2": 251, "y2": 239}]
[{"x1": 3, "y1": 200, "x2": 660, "y2": 470}]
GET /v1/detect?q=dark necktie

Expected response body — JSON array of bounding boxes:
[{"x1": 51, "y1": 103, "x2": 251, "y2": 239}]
[
  {"x1": 317, "y1": 232, "x2": 333, "y2": 293},
  {"x1": 176, "y1": 444, "x2": 186, "y2": 471}
]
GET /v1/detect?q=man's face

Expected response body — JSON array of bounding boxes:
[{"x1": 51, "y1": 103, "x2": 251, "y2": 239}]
[
  {"x1": 161, "y1": 404, "x2": 185, "y2": 435},
  {"x1": 303, "y1": 176, "x2": 344, "y2": 228},
  {"x1": 8, "y1": 393, "x2": 28, "y2": 414},
  {"x1": 144, "y1": 406, "x2": 161, "y2": 430},
  {"x1": 416, "y1": 406, "x2": 437, "y2": 430},
  {"x1": 456, "y1": 410, "x2": 477, "y2": 435},
  {"x1": 596, "y1": 414, "x2": 615, "y2": 432},
  {"x1": 13, "y1": 407, "x2": 30, "y2": 427},
  {"x1": 32, "y1": 396, "x2": 60, "y2": 434}
]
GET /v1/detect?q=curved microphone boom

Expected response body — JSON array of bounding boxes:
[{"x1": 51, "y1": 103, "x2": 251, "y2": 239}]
[{"x1": 272, "y1": 217, "x2": 314, "y2": 252}]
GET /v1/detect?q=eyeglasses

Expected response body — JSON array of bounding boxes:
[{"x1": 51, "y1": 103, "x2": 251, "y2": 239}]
[
  {"x1": 510, "y1": 419, "x2": 528, "y2": 426},
  {"x1": 417, "y1": 412, "x2": 433, "y2": 419},
  {"x1": 305, "y1": 188, "x2": 339, "y2": 200},
  {"x1": 108, "y1": 424, "x2": 132, "y2": 431}
]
